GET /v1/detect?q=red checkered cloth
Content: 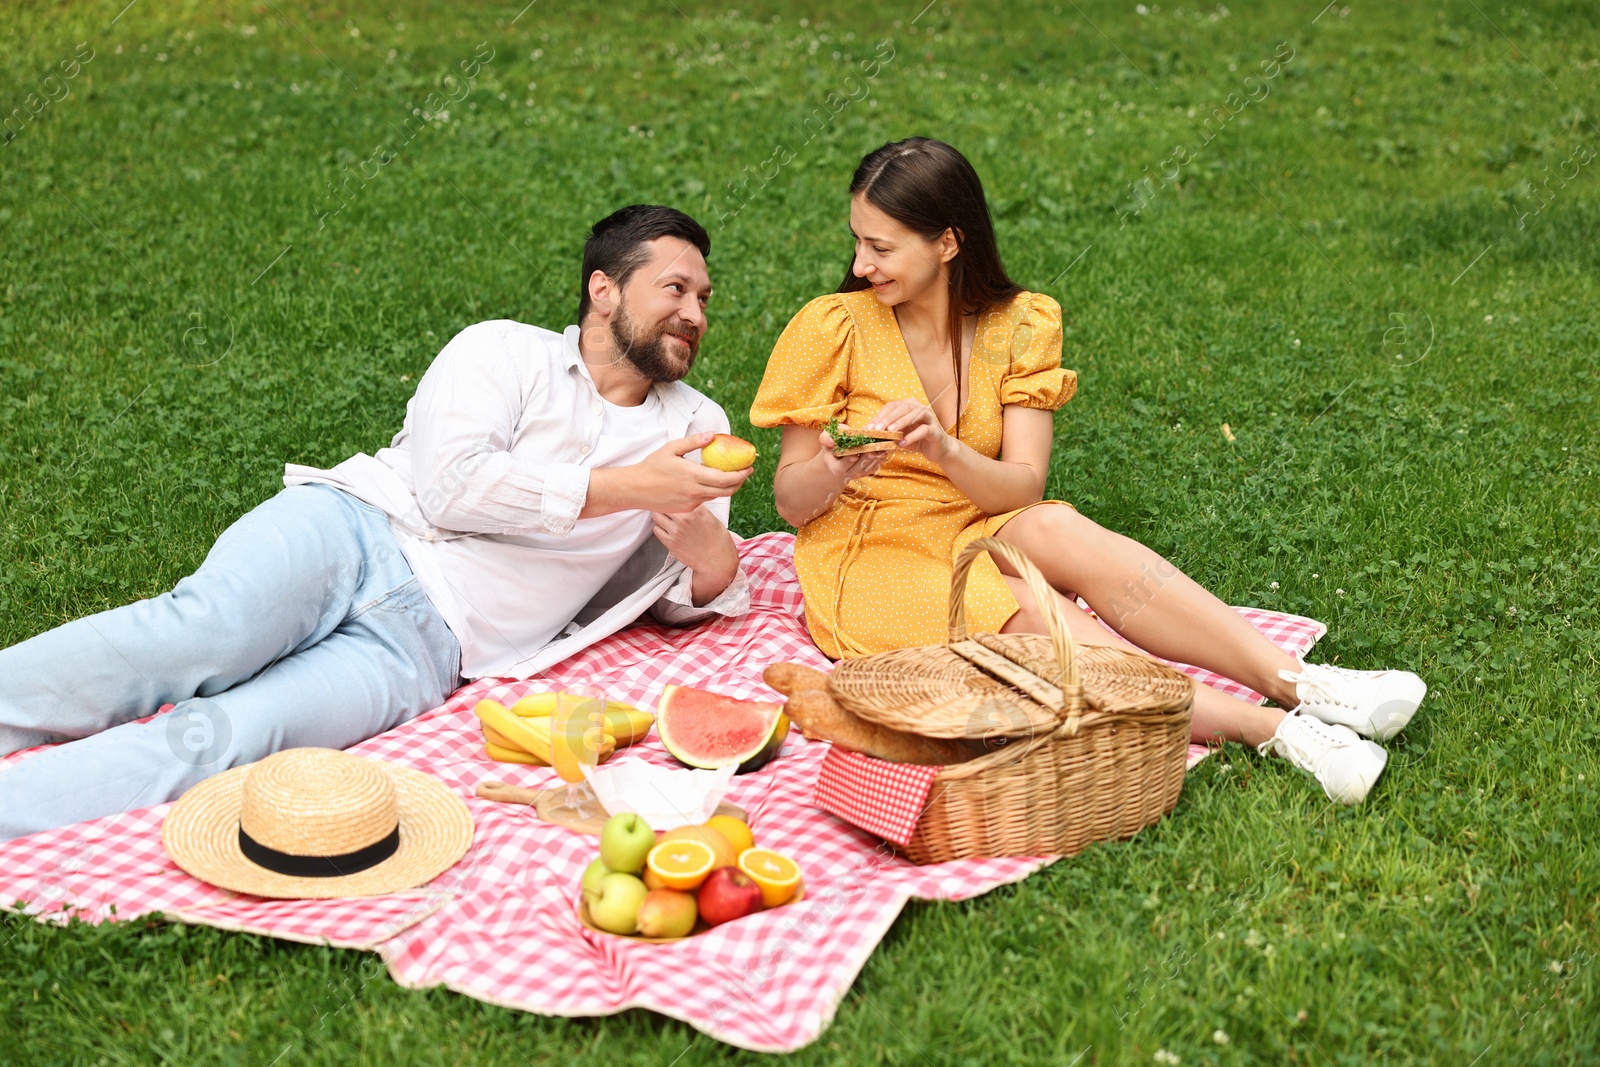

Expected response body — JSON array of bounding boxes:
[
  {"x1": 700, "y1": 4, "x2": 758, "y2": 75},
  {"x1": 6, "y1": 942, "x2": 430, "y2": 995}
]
[{"x1": 0, "y1": 533, "x2": 1324, "y2": 1053}]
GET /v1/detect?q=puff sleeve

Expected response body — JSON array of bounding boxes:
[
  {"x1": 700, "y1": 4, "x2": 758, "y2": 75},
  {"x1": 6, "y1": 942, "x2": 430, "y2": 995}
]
[
  {"x1": 750, "y1": 294, "x2": 856, "y2": 429},
  {"x1": 998, "y1": 293, "x2": 1077, "y2": 411}
]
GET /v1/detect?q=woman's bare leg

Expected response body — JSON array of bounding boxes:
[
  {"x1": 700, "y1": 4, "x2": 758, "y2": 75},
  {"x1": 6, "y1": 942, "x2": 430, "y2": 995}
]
[
  {"x1": 994, "y1": 504, "x2": 1303, "y2": 709},
  {"x1": 1000, "y1": 577, "x2": 1284, "y2": 747}
]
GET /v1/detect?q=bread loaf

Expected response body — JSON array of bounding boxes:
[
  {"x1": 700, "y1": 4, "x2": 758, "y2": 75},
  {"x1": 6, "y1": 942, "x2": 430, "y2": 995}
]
[
  {"x1": 763, "y1": 662, "x2": 832, "y2": 696},
  {"x1": 783, "y1": 689, "x2": 982, "y2": 765}
]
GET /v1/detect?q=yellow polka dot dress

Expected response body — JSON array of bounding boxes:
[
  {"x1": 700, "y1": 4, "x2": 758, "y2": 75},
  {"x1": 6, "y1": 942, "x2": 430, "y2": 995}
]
[{"x1": 750, "y1": 289, "x2": 1077, "y2": 659}]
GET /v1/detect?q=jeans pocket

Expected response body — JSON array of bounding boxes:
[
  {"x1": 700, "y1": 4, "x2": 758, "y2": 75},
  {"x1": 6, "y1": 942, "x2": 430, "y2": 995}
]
[
  {"x1": 349, "y1": 576, "x2": 424, "y2": 620},
  {"x1": 350, "y1": 578, "x2": 460, "y2": 696}
]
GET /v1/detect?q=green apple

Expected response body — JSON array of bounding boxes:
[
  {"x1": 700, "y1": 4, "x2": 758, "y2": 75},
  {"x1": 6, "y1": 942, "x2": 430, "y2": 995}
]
[
  {"x1": 589, "y1": 872, "x2": 649, "y2": 935},
  {"x1": 581, "y1": 857, "x2": 612, "y2": 903},
  {"x1": 598, "y1": 812, "x2": 655, "y2": 874}
]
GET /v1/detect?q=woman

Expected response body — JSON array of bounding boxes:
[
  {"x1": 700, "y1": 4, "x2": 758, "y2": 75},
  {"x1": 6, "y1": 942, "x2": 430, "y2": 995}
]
[{"x1": 751, "y1": 138, "x2": 1426, "y2": 805}]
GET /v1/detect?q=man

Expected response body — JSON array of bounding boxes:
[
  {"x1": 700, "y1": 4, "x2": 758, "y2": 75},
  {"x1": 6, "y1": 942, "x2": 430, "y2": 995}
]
[{"x1": 0, "y1": 205, "x2": 750, "y2": 842}]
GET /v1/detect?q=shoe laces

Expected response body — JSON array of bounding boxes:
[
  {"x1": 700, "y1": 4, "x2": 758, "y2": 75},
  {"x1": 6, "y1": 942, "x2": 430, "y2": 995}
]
[
  {"x1": 1280, "y1": 662, "x2": 1363, "y2": 712},
  {"x1": 1256, "y1": 713, "x2": 1349, "y2": 767}
]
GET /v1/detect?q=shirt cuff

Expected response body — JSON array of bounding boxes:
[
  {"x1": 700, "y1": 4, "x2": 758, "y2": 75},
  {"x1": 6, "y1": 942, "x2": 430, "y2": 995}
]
[
  {"x1": 539, "y1": 463, "x2": 590, "y2": 536},
  {"x1": 655, "y1": 559, "x2": 752, "y2": 624}
]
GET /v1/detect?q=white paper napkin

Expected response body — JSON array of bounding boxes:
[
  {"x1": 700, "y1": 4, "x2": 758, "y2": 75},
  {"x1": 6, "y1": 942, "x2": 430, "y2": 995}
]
[{"x1": 577, "y1": 758, "x2": 737, "y2": 831}]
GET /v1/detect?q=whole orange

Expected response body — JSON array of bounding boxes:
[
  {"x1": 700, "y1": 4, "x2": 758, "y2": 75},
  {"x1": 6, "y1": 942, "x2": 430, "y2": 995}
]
[{"x1": 704, "y1": 815, "x2": 755, "y2": 855}]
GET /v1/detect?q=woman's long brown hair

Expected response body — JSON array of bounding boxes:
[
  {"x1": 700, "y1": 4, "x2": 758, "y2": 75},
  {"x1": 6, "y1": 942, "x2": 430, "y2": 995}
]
[{"x1": 838, "y1": 138, "x2": 1022, "y2": 436}]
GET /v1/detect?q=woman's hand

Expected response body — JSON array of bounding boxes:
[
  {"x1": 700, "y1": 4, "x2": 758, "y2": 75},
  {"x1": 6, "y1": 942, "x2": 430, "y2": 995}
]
[
  {"x1": 869, "y1": 399, "x2": 954, "y2": 464},
  {"x1": 816, "y1": 427, "x2": 891, "y2": 482}
]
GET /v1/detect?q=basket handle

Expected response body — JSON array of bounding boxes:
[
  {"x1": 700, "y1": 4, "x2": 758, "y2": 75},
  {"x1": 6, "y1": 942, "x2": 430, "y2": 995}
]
[{"x1": 948, "y1": 537, "x2": 1080, "y2": 692}]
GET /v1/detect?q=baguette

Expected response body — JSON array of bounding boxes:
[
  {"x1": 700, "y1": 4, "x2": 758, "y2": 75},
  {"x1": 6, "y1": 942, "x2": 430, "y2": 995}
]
[
  {"x1": 763, "y1": 662, "x2": 833, "y2": 696},
  {"x1": 783, "y1": 689, "x2": 983, "y2": 765}
]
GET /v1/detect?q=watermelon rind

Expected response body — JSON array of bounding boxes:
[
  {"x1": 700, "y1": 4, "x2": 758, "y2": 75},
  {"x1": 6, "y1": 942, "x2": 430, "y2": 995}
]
[
  {"x1": 657, "y1": 685, "x2": 786, "y2": 771},
  {"x1": 736, "y1": 713, "x2": 790, "y2": 774}
]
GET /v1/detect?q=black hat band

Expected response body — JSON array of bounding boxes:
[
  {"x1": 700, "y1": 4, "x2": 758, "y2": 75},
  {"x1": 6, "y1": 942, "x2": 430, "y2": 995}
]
[{"x1": 238, "y1": 823, "x2": 400, "y2": 878}]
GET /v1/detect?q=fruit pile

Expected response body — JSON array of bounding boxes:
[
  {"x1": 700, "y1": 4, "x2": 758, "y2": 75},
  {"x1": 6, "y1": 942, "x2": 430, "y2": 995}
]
[
  {"x1": 473, "y1": 693, "x2": 656, "y2": 782},
  {"x1": 582, "y1": 812, "x2": 803, "y2": 938}
]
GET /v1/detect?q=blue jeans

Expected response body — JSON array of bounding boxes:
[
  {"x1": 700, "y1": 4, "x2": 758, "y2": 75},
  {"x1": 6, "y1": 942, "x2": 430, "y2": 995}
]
[{"x1": 0, "y1": 485, "x2": 461, "y2": 842}]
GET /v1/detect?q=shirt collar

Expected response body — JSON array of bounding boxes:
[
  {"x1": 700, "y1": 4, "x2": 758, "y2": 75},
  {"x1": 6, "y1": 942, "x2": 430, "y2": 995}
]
[{"x1": 562, "y1": 323, "x2": 703, "y2": 423}]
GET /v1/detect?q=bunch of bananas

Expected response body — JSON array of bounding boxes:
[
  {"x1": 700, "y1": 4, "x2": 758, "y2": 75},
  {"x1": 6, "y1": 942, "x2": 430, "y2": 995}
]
[{"x1": 473, "y1": 692, "x2": 655, "y2": 781}]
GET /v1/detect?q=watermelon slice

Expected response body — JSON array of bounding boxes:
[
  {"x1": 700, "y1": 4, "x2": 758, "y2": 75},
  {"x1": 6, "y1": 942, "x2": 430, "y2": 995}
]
[{"x1": 656, "y1": 685, "x2": 791, "y2": 773}]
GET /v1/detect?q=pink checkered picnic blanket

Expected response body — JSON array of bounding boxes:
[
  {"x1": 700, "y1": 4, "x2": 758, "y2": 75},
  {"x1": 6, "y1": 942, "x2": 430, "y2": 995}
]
[{"x1": 0, "y1": 532, "x2": 1325, "y2": 1052}]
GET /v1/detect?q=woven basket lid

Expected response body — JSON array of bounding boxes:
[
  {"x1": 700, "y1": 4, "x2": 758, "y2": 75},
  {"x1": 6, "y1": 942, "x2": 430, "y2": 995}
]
[
  {"x1": 161, "y1": 747, "x2": 474, "y2": 899},
  {"x1": 827, "y1": 539, "x2": 1194, "y2": 740}
]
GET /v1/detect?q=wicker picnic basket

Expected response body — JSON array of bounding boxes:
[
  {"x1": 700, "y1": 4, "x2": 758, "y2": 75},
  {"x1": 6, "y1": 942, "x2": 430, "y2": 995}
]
[{"x1": 825, "y1": 537, "x2": 1195, "y2": 863}]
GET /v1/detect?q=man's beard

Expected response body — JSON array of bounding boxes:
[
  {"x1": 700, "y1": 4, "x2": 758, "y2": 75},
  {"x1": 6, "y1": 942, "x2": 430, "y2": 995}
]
[{"x1": 609, "y1": 300, "x2": 700, "y2": 383}]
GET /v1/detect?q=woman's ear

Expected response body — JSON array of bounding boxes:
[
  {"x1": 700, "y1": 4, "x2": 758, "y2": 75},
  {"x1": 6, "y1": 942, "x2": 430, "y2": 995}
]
[{"x1": 936, "y1": 227, "x2": 963, "y2": 264}]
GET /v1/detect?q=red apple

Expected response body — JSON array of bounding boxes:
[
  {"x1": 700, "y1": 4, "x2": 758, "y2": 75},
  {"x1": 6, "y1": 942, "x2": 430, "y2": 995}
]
[{"x1": 697, "y1": 867, "x2": 764, "y2": 926}]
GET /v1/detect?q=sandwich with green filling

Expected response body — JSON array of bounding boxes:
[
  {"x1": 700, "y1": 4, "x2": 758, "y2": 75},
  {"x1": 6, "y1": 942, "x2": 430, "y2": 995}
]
[{"x1": 824, "y1": 418, "x2": 904, "y2": 456}]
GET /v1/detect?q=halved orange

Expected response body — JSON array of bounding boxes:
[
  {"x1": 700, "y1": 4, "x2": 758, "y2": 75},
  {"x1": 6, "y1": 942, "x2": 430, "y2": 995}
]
[
  {"x1": 737, "y1": 847, "x2": 802, "y2": 907},
  {"x1": 645, "y1": 839, "x2": 716, "y2": 891},
  {"x1": 658, "y1": 824, "x2": 739, "y2": 870}
]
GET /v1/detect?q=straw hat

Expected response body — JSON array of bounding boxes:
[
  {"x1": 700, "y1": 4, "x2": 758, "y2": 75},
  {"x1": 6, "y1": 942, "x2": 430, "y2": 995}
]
[{"x1": 161, "y1": 747, "x2": 474, "y2": 899}]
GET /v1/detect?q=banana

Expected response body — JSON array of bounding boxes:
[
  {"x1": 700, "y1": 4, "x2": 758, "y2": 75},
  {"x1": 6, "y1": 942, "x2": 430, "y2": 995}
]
[
  {"x1": 601, "y1": 706, "x2": 656, "y2": 746},
  {"x1": 508, "y1": 692, "x2": 559, "y2": 717},
  {"x1": 482, "y1": 723, "x2": 533, "y2": 754},
  {"x1": 476, "y1": 700, "x2": 619, "y2": 770},
  {"x1": 505, "y1": 693, "x2": 654, "y2": 747},
  {"x1": 473, "y1": 699, "x2": 554, "y2": 763},
  {"x1": 484, "y1": 740, "x2": 547, "y2": 765}
]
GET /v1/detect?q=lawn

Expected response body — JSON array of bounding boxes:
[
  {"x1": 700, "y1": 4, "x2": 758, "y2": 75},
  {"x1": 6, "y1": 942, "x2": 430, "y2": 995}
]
[{"x1": 2, "y1": 0, "x2": 1598, "y2": 1062}]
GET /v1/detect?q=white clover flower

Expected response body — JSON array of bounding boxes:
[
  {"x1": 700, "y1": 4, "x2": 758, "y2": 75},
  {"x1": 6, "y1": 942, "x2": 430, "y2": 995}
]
[
  {"x1": 1269, "y1": 581, "x2": 1279, "y2": 590},
  {"x1": 1213, "y1": 1029, "x2": 1230, "y2": 1045}
]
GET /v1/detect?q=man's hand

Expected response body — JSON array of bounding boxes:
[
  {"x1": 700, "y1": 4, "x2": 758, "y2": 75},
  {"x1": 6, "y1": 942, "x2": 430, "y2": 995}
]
[
  {"x1": 653, "y1": 506, "x2": 740, "y2": 606},
  {"x1": 583, "y1": 432, "x2": 752, "y2": 519}
]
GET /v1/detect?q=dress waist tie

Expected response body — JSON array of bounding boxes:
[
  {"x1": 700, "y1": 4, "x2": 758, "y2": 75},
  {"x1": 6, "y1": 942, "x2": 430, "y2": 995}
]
[{"x1": 831, "y1": 494, "x2": 879, "y2": 658}]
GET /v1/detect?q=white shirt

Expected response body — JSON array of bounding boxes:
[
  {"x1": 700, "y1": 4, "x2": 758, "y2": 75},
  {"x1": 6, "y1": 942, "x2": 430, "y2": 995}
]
[{"x1": 282, "y1": 319, "x2": 750, "y2": 680}]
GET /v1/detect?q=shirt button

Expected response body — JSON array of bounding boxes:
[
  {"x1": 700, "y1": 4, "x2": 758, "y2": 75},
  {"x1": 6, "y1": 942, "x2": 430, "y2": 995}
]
[{"x1": 581, "y1": 446, "x2": 591, "y2": 455}]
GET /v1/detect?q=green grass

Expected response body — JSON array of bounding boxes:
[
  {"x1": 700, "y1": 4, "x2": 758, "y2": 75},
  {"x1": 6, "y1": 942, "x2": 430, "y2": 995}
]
[{"x1": 2, "y1": 0, "x2": 1598, "y2": 1062}]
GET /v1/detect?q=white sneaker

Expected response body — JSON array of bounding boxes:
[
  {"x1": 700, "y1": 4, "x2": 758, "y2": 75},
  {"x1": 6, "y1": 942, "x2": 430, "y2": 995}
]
[
  {"x1": 1280, "y1": 661, "x2": 1427, "y2": 741},
  {"x1": 1257, "y1": 713, "x2": 1388, "y2": 805}
]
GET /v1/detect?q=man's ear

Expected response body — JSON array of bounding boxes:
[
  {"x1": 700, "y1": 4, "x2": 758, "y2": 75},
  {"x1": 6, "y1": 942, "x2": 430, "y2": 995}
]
[
  {"x1": 587, "y1": 269, "x2": 617, "y2": 317},
  {"x1": 936, "y1": 227, "x2": 963, "y2": 265}
]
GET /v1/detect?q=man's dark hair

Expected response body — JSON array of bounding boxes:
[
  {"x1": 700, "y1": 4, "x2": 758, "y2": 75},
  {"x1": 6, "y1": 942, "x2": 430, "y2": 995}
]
[{"x1": 577, "y1": 205, "x2": 711, "y2": 323}]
